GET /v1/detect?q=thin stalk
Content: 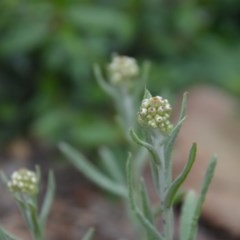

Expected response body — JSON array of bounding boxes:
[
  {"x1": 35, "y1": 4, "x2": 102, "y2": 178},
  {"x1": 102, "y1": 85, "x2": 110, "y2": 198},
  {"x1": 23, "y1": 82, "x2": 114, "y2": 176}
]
[
  {"x1": 118, "y1": 86, "x2": 136, "y2": 141},
  {"x1": 153, "y1": 132, "x2": 174, "y2": 240},
  {"x1": 162, "y1": 206, "x2": 174, "y2": 240}
]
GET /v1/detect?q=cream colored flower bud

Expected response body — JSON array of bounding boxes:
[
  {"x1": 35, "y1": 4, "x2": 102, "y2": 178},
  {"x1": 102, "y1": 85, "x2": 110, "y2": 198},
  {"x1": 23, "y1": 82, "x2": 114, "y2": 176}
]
[
  {"x1": 8, "y1": 169, "x2": 38, "y2": 196},
  {"x1": 108, "y1": 55, "x2": 139, "y2": 85},
  {"x1": 138, "y1": 95, "x2": 173, "y2": 134},
  {"x1": 140, "y1": 108, "x2": 147, "y2": 116}
]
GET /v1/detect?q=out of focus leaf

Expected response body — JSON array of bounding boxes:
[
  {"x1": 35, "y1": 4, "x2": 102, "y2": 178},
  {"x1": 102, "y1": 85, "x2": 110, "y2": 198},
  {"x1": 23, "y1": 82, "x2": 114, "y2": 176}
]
[
  {"x1": 66, "y1": 5, "x2": 134, "y2": 43},
  {"x1": 0, "y1": 21, "x2": 49, "y2": 55}
]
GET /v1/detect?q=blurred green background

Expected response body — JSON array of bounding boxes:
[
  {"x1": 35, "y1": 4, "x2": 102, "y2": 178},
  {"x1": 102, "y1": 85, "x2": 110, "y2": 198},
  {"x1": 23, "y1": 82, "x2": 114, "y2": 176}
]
[{"x1": 1, "y1": 0, "x2": 240, "y2": 148}]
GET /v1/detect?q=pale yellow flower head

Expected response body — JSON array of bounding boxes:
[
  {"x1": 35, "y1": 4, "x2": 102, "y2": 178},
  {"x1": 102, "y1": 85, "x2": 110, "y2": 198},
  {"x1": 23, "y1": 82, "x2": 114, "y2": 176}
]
[
  {"x1": 8, "y1": 168, "x2": 38, "y2": 196},
  {"x1": 108, "y1": 55, "x2": 139, "y2": 85},
  {"x1": 138, "y1": 96, "x2": 173, "y2": 134}
]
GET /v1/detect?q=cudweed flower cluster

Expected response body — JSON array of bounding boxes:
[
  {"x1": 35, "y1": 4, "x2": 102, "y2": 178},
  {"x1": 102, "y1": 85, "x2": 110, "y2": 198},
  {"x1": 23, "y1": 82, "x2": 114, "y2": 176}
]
[
  {"x1": 8, "y1": 168, "x2": 38, "y2": 196},
  {"x1": 108, "y1": 55, "x2": 139, "y2": 85},
  {"x1": 0, "y1": 167, "x2": 56, "y2": 240},
  {"x1": 137, "y1": 96, "x2": 173, "y2": 134}
]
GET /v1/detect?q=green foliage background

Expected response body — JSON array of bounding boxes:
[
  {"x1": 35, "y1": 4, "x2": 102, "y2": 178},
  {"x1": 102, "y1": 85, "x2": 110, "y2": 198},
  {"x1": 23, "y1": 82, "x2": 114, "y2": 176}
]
[{"x1": 1, "y1": 0, "x2": 240, "y2": 147}]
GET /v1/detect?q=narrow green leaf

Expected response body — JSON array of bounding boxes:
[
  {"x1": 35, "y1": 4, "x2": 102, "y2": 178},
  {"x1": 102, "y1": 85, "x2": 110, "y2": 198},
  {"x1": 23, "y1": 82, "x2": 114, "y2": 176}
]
[
  {"x1": 14, "y1": 196, "x2": 32, "y2": 228},
  {"x1": 0, "y1": 226, "x2": 20, "y2": 240},
  {"x1": 179, "y1": 191, "x2": 198, "y2": 240},
  {"x1": 149, "y1": 160, "x2": 160, "y2": 194},
  {"x1": 99, "y1": 147, "x2": 124, "y2": 183},
  {"x1": 82, "y1": 227, "x2": 94, "y2": 240},
  {"x1": 35, "y1": 166, "x2": 41, "y2": 184},
  {"x1": 28, "y1": 202, "x2": 43, "y2": 239},
  {"x1": 93, "y1": 64, "x2": 117, "y2": 99},
  {"x1": 133, "y1": 147, "x2": 148, "y2": 179},
  {"x1": 165, "y1": 143, "x2": 197, "y2": 207},
  {"x1": 59, "y1": 142, "x2": 127, "y2": 197},
  {"x1": 143, "y1": 88, "x2": 152, "y2": 99},
  {"x1": 187, "y1": 156, "x2": 217, "y2": 240},
  {"x1": 129, "y1": 129, "x2": 160, "y2": 166},
  {"x1": 165, "y1": 92, "x2": 188, "y2": 162},
  {"x1": 139, "y1": 178, "x2": 156, "y2": 240},
  {"x1": 0, "y1": 171, "x2": 9, "y2": 186},
  {"x1": 40, "y1": 171, "x2": 55, "y2": 229},
  {"x1": 126, "y1": 154, "x2": 164, "y2": 240},
  {"x1": 140, "y1": 178, "x2": 154, "y2": 223}
]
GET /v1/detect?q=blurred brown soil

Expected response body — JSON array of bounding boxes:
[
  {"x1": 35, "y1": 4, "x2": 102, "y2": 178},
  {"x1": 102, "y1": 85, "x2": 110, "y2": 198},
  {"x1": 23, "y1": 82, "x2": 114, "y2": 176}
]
[{"x1": 1, "y1": 85, "x2": 240, "y2": 240}]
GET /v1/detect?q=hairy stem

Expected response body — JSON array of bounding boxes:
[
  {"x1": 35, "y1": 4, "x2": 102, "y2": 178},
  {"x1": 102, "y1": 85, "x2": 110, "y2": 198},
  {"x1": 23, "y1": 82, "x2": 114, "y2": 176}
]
[{"x1": 154, "y1": 132, "x2": 174, "y2": 240}]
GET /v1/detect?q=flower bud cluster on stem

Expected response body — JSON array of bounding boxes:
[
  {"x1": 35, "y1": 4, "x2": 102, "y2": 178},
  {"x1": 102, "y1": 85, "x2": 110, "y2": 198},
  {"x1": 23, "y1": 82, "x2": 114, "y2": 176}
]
[
  {"x1": 108, "y1": 55, "x2": 139, "y2": 85},
  {"x1": 137, "y1": 96, "x2": 173, "y2": 134},
  {"x1": 8, "y1": 168, "x2": 38, "y2": 196}
]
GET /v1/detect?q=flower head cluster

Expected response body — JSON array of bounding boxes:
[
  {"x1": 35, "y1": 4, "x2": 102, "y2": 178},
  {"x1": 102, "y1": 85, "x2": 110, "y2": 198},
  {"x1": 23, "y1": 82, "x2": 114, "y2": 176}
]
[
  {"x1": 108, "y1": 55, "x2": 139, "y2": 85},
  {"x1": 8, "y1": 169, "x2": 38, "y2": 196},
  {"x1": 137, "y1": 96, "x2": 173, "y2": 134}
]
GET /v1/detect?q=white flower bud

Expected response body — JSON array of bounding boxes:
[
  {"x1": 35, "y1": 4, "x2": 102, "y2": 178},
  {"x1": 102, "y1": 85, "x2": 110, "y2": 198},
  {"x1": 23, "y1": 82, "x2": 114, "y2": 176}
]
[
  {"x1": 140, "y1": 108, "x2": 147, "y2": 116},
  {"x1": 148, "y1": 107, "x2": 156, "y2": 114},
  {"x1": 142, "y1": 99, "x2": 150, "y2": 108}
]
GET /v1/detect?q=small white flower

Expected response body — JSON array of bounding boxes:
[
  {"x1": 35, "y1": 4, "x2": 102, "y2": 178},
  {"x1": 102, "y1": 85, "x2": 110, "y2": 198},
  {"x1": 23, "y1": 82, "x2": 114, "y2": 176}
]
[
  {"x1": 142, "y1": 99, "x2": 150, "y2": 108},
  {"x1": 146, "y1": 114, "x2": 153, "y2": 120},
  {"x1": 31, "y1": 177, "x2": 37, "y2": 183},
  {"x1": 155, "y1": 115, "x2": 163, "y2": 122},
  {"x1": 148, "y1": 107, "x2": 156, "y2": 114},
  {"x1": 140, "y1": 108, "x2": 147, "y2": 116}
]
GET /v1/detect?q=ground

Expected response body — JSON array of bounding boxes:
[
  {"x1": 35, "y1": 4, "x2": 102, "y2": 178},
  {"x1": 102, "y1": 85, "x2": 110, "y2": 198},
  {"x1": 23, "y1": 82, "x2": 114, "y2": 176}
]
[{"x1": 0, "y1": 141, "x2": 237, "y2": 240}]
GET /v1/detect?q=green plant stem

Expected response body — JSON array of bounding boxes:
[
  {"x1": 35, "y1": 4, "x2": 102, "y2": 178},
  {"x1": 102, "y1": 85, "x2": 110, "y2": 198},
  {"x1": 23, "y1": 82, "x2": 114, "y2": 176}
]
[
  {"x1": 162, "y1": 207, "x2": 173, "y2": 240},
  {"x1": 116, "y1": 86, "x2": 136, "y2": 144},
  {"x1": 161, "y1": 161, "x2": 174, "y2": 240},
  {"x1": 16, "y1": 198, "x2": 43, "y2": 240},
  {"x1": 153, "y1": 132, "x2": 174, "y2": 240}
]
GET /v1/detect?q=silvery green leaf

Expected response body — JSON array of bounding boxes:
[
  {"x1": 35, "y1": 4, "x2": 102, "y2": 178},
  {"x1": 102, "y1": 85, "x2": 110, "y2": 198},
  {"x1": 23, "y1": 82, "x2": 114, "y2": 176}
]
[
  {"x1": 179, "y1": 191, "x2": 198, "y2": 240},
  {"x1": 59, "y1": 142, "x2": 127, "y2": 197},
  {"x1": 139, "y1": 178, "x2": 155, "y2": 240},
  {"x1": 93, "y1": 64, "x2": 117, "y2": 99},
  {"x1": 0, "y1": 226, "x2": 20, "y2": 240},
  {"x1": 140, "y1": 178, "x2": 154, "y2": 224},
  {"x1": 99, "y1": 147, "x2": 124, "y2": 183},
  {"x1": 82, "y1": 228, "x2": 94, "y2": 240},
  {"x1": 165, "y1": 143, "x2": 197, "y2": 207},
  {"x1": 187, "y1": 156, "x2": 217, "y2": 240},
  {"x1": 0, "y1": 171, "x2": 9, "y2": 186},
  {"x1": 129, "y1": 129, "x2": 160, "y2": 166},
  {"x1": 165, "y1": 92, "x2": 188, "y2": 162},
  {"x1": 40, "y1": 170, "x2": 55, "y2": 229},
  {"x1": 143, "y1": 88, "x2": 152, "y2": 99},
  {"x1": 126, "y1": 155, "x2": 164, "y2": 240}
]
